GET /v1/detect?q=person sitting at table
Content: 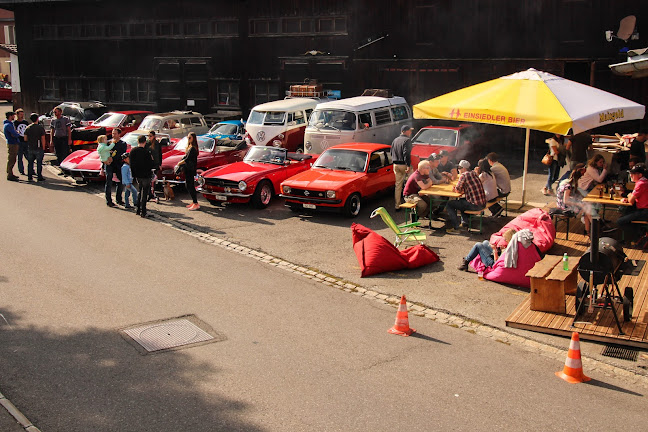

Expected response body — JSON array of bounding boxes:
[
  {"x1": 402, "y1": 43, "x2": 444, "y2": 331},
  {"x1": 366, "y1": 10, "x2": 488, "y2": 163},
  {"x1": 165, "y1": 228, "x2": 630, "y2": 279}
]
[
  {"x1": 458, "y1": 228, "x2": 516, "y2": 271},
  {"x1": 486, "y1": 152, "x2": 510, "y2": 216},
  {"x1": 556, "y1": 164, "x2": 592, "y2": 238},
  {"x1": 475, "y1": 158, "x2": 500, "y2": 216},
  {"x1": 403, "y1": 160, "x2": 434, "y2": 219},
  {"x1": 619, "y1": 155, "x2": 640, "y2": 186},
  {"x1": 437, "y1": 150, "x2": 457, "y2": 180},
  {"x1": 618, "y1": 163, "x2": 648, "y2": 241},
  {"x1": 446, "y1": 160, "x2": 487, "y2": 233},
  {"x1": 426, "y1": 153, "x2": 447, "y2": 184},
  {"x1": 577, "y1": 154, "x2": 608, "y2": 197}
]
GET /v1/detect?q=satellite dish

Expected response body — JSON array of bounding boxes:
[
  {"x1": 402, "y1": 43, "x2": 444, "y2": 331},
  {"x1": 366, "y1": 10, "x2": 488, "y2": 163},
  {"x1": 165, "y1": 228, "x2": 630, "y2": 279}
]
[{"x1": 606, "y1": 15, "x2": 637, "y2": 42}]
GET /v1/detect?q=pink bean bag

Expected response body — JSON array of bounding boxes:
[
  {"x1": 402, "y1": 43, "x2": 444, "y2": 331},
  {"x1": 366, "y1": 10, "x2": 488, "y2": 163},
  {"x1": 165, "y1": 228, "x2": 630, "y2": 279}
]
[
  {"x1": 351, "y1": 223, "x2": 439, "y2": 277},
  {"x1": 469, "y1": 243, "x2": 541, "y2": 288},
  {"x1": 490, "y1": 208, "x2": 555, "y2": 253}
]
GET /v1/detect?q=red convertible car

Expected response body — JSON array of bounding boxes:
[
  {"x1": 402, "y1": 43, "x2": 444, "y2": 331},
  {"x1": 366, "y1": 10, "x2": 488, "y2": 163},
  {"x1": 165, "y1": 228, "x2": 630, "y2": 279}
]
[
  {"x1": 158, "y1": 134, "x2": 249, "y2": 184},
  {"x1": 70, "y1": 110, "x2": 152, "y2": 148},
  {"x1": 279, "y1": 143, "x2": 395, "y2": 217},
  {"x1": 59, "y1": 132, "x2": 175, "y2": 182},
  {"x1": 196, "y1": 146, "x2": 316, "y2": 208}
]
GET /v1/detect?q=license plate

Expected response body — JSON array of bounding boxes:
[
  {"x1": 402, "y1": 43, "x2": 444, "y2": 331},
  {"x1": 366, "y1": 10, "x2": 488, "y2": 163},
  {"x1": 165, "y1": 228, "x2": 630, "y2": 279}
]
[
  {"x1": 214, "y1": 195, "x2": 228, "y2": 201},
  {"x1": 303, "y1": 203, "x2": 316, "y2": 209}
]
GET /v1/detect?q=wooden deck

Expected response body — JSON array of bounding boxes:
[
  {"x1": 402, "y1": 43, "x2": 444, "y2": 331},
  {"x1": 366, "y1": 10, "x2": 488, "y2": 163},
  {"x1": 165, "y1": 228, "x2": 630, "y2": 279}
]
[{"x1": 505, "y1": 213, "x2": 648, "y2": 349}]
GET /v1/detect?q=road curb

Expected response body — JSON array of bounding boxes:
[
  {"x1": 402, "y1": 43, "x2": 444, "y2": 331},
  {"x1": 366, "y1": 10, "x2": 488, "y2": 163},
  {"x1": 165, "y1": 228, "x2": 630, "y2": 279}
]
[{"x1": 0, "y1": 390, "x2": 41, "y2": 432}]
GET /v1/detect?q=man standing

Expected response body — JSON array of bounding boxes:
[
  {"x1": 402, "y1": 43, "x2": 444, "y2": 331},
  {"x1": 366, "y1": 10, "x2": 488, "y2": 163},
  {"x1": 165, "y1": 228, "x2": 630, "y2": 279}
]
[
  {"x1": 105, "y1": 128, "x2": 127, "y2": 207},
  {"x1": 14, "y1": 108, "x2": 29, "y2": 175},
  {"x1": 390, "y1": 125, "x2": 412, "y2": 211},
  {"x1": 4, "y1": 111, "x2": 20, "y2": 181},
  {"x1": 446, "y1": 160, "x2": 486, "y2": 233},
  {"x1": 619, "y1": 163, "x2": 648, "y2": 240},
  {"x1": 566, "y1": 131, "x2": 591, "y2": 170},
  {"x1": 50, "y1": 106, "x2": 72, "y2": 166},
  {"x1": 486, "y1": 152, "x2": 511, "y2": 217},
  {"x1": 129, "y1": 135, "x2": 154, "y2": 218},
  {"x1": 630, "y1": 130, "x2": 647, "y2": 164},
  {"x1": 24, "y1": 113, "x2": 46, "y2": 182}
]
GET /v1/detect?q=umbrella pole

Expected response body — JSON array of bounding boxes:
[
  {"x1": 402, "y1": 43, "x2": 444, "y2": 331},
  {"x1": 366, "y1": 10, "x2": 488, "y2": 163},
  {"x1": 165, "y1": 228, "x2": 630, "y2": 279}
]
[{"x1": 520, "y1": 128, "x2": 530, "y2": 208}]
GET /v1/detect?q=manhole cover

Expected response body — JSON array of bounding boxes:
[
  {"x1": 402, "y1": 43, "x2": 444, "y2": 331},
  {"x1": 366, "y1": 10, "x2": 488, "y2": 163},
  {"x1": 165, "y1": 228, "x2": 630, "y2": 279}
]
[
  {"x1": 601, "y1": 345, "x2": 639, "y2": 362},
  {"x1": 120, "y1": 315, "x2": 225, "y2": 354}
]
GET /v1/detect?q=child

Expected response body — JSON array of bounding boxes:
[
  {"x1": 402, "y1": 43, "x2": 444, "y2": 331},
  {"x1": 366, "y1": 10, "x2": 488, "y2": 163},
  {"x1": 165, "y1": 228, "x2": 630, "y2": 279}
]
[
  {"x1": 121, "y1": 153, "x2": 138, "y2": 209},
  {"x1": 96, "y1": 134, "x2": 114, "y2": 166}
]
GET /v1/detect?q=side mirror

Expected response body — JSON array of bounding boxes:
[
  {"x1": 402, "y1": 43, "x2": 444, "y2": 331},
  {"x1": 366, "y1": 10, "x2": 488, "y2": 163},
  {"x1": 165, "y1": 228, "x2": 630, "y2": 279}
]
[{"x1": 368, "y1": 166, "x2": 379, "y2": 173}]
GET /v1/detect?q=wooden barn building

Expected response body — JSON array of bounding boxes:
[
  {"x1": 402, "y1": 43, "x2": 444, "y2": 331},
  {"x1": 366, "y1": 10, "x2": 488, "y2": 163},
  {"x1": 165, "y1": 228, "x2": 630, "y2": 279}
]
[{"x1": 0, "y1": 0, "x2": 646, "y2": 126}]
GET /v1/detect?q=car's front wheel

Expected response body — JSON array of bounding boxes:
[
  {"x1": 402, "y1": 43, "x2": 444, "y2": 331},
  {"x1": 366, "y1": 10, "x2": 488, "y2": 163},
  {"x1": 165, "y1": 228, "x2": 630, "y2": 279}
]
[
  {"x1": 343, "y1": 193, "x2": 361, "y2": 218},
  {"x1": 251, "y1": 180, "x2": 273, "y2": 209}
]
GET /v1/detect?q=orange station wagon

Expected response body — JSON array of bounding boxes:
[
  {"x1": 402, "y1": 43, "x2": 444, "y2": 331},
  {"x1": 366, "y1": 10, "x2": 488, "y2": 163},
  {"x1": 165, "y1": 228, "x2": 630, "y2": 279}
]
[{"x1": 279, "y1": 143, "x2": 395, "y2": 217}]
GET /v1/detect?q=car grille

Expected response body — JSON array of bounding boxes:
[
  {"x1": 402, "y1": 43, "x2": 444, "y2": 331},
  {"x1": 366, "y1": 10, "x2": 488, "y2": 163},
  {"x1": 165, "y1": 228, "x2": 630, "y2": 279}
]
[
  {"x1": 287, "y1": 188, "x2": 327, "y2": 199},
  {"x1": 204, "y1": 178, "x2": 240, "y2": 188}
]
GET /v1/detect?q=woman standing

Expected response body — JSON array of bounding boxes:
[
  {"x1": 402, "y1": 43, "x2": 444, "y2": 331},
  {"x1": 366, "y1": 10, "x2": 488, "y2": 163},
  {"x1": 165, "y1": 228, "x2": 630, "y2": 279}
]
[
  {"x1": 146, "y1": 130, "x2": 163, "y2": 204},
  {"x1": 542, "y1": 133, "x2": 565, "y2": 196},
  {"x1": 177, "y1": 132, "x2": 200, "y2": 211}
]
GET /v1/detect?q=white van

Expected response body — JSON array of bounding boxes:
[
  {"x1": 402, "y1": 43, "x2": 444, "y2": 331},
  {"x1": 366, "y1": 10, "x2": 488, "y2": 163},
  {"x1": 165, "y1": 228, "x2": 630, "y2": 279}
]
[
  {"x1": 244, "y1": 98, "x2": 319, "y2": 153},
  {"x1": 304, "y1": 96, "x2": 411, "y2": 154}
]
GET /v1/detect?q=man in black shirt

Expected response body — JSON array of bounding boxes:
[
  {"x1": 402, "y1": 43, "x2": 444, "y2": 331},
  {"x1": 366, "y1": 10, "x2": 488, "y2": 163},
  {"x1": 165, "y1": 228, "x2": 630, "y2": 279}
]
[
  {"x1": 390, "y1": 125, "x2": 412, "y2": 211},
  {"x1": 105, "y1": 128, "x2": 127, "y2": 207},
  {"x1": 23, "y1": 113, "x2": 46, "y2": 182},
  {"x1": 14, "y1": 108, "x2": 29, "y2": 175},
  {"x1": 630, "y1": 130, "x2": 647, "y2": 164},
  {"x1": 129, "y1": 135, "x2": 154, "y2": 217}
]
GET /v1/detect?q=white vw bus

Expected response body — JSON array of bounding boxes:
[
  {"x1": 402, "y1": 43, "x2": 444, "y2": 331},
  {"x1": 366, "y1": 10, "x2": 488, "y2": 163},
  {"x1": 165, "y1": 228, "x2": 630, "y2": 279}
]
[
  {"x1": 244, "y1": 98, "x2": 319, "y2": 153},
  {"x1": 304, "y1": 96, "x2": 411, "y2": 154}
]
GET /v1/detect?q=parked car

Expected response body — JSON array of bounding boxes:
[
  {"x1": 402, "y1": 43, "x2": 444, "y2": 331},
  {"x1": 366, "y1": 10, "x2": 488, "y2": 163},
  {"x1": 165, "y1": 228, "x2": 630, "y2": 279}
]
[
  {"x1": 136, "y1": 111, "x2": 210, "y2": 139},
  {"x1": 59, "y1": 132, "x2": 175, "y2": 182},
  {"x1": 280, "y1": 143, "x2": 395, "y2": 217},
  {"x1": 197, "y1": 146, "x2": 316, "y2": 208},
  {"x1": 410, "y1": 123, "x2": 483, "y2": 167},
  {"x1": 206, "y1": 120, "x2": 245, "y2": 140},
  {"x1": 244, "y1": 98, "x2": 319, "y2": 153},
  {"x1": 39, "y1": 101, "x2": 109, "y2": 130},
  {"x1": 0, "y1": 82, "x2": 12, "y2": 102},
  {"x1": 70, "y1": 110, "x2": 152, "y2": 149},
  {"x1": 158, "y1": 134, "x2": 249, "y2": 185}
]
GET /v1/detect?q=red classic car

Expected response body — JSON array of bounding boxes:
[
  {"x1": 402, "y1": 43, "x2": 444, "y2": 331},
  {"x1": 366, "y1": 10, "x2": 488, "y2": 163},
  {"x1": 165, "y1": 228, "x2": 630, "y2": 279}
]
[
  {"x1": 158, "y1": 134, "x2": 249, "y2": 184},
  {"x1": 279, "y1": 143, "x2": 395, "y2": 217},
  {"x1": 59, "y1": 132, "x2": 175, "y2": 182},
  {"x1": 410, "y1": 123, "x2": 483, "y2": 167},
  {"x1": 0, "y1": 81, "x2": 12, "y2": 102},
  {"x1": 196, "y1": 146, "x2": 316, "y2": 208},
  {"x1": 70, "y1": 110, "x2": 152, "y2": 148}
]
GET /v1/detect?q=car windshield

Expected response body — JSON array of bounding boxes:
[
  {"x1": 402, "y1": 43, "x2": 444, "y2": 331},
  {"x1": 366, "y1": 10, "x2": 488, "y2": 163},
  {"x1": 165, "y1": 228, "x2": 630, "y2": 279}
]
[
  {"x1": 209, "y1": 123, "x2": 239, "y2": 135},
  {"x1": 247, "y1": 110, "x2": 285, "y2": 125},
  {"x1": 313, "y1": 149, "x2": 367, "y2": 172},
  {"x1": 174, "y1": 136, "x2": 215, "y2": 152},
  {"x1": 243, "y1": 146, "x2": 287, "y2": 164},
  {"x1": 121, "y1": 133, "x2": 142, "y2": 147},
  {"x1": 412, "y1": 128, "x2": 458, "y2": 147},
  {"x1": 139, "y1": 117, "x2": 163, "y2": 131},
  {"x1": 93, "y1": 113, "x2": 125, "y2": 127},
  {"x1": 308, "y1": 110, "x2": 356, "y2": 131}
]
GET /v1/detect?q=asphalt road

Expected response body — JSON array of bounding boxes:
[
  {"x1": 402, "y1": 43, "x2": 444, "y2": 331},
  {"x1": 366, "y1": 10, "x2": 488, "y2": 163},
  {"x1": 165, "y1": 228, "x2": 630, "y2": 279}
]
[{"x1": 0, "y1": 127, "x2": 647, "y2": 430}]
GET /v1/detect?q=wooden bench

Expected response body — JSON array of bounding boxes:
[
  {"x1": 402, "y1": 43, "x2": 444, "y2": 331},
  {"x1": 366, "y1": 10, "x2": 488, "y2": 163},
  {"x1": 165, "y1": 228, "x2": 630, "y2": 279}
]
[
  {"x1": 526, "y1": 255, "x2": 579, "y2": 314},
  {"x1": 549, "y1": 207, "x2": 576, "y2": 240},
  {"x1": 463, "y1": 199, "x2": 502, "y2": 233},
  {"x1": 398, "y1": 202, "x2": 418, "y2": 224}
]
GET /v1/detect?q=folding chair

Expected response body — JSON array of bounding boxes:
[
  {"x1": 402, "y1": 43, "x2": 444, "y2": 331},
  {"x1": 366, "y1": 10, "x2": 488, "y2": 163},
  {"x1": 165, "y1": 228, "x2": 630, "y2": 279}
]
[{"x1": 370, "y1": 207, "x2": 426, "y2": 247}]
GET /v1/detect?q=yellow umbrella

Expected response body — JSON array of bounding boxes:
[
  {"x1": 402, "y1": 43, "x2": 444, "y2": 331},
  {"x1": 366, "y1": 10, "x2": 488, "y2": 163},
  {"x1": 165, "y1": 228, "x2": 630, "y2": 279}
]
[{"x1": 413, "y1": 68, "x2": 645, "y2": 203}]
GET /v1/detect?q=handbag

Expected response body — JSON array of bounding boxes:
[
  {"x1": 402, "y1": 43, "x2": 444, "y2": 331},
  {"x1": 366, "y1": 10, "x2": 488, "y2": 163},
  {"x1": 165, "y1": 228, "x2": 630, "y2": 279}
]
[
  {"x1": 541, "y1": 152, "x2": 553, "y2": 166},
  {"x1": 174, "y1": 163, "x2": 185, "y2": 176}
]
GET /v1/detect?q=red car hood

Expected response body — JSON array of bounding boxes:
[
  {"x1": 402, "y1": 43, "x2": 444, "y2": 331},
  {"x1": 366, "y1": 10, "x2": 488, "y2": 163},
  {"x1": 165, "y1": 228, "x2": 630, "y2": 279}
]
[
  {"x1": 283, "y1": 168, "x2": 364, "y2": 190},
  {"x1": 203, "y1": 161, "x2": 283, "y2": 181},
  {"x1": 411, "y1": 144, "x2": 456, "y2": 161},
  {"x1": 161, "y1": 150, "x2": 215, "y2": 168}
]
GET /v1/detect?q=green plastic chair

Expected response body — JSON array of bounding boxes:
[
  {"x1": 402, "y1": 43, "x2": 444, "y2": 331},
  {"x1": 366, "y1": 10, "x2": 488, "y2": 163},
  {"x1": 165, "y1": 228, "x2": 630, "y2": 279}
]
[{"x1": 370, "y1": 207, "x2": 426, "y2": 247}]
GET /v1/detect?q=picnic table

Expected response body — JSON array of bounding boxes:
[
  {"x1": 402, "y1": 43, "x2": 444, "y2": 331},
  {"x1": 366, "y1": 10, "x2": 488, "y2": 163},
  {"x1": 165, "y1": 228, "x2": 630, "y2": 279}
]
[{"x1": 418, "y1": 181, "x2": 461, "y2": 226}]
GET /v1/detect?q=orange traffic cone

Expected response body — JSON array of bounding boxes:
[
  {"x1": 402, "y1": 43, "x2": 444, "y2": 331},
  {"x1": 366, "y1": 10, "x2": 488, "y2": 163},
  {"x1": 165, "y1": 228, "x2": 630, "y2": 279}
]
[
  {"x1": 555, "y1": 332, "x2": 591, "y2": 383},
  {"x1": 388, "y1": 295, "x2": 415, "y2": 336}
]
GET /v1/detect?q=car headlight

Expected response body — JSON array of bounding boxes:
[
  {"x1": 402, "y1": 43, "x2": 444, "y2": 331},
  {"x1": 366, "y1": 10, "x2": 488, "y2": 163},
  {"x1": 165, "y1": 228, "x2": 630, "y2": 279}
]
[
  {"x1": 283, "y1": 185, "x2": 291, "y2": 194},
  {"x1": 305, "y1": 141, "x2": 312, "y2": 151},
  {"x1": 238, "y1": 181, "x2": 247, "y2": 191},
  {"x1": 326, "y1": 190, "x2": 336, "y2": 199},
  {"x1": 277, "y1": 133, "x2": 285, "y2": 139},
  {"x1": 196, "y1": 176, "x2": 205, "y2": 187},
  {"x1": 272, "y1": 140, "x2": 282, "y2": 147}
]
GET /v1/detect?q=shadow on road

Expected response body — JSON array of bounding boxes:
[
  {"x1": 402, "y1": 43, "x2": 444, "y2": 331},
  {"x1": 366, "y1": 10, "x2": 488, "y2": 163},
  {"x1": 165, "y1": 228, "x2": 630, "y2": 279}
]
[
  {"x1": 585, "y1": 378, "x2": 644, "y2": 397},
  {"x1": 0, "y1": 307, "x2": 264, "y2": 432},
  {"x1": 410, "y1": 332, "x2": 451, "y2": 345}
]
